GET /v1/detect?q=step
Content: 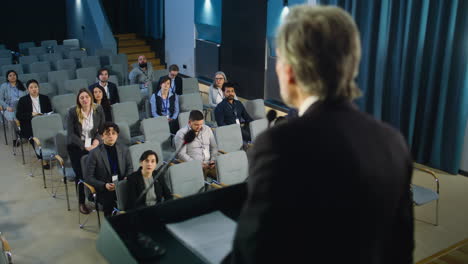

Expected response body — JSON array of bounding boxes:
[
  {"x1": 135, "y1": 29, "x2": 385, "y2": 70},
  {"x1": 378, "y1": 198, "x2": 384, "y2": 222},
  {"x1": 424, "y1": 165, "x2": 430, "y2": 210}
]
[
  {"x1": 118, "y1": 39, "x2": 147, "y2": 47},
  {"x1": 123, "y1": 51, "x2": 157, "y2": 60},
  {"x1": 114, "y1": 33, "x2": 136, "y2": 38},
  {"x1": 119, "y1": 45, "x2": 151, "y2": 54}
]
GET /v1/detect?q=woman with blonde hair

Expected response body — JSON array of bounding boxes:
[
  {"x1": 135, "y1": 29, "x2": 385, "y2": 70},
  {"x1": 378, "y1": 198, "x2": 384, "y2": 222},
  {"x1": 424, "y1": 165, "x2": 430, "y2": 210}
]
[{"x1": 67, "y1": 88, "x2": 105, "y2": 214}]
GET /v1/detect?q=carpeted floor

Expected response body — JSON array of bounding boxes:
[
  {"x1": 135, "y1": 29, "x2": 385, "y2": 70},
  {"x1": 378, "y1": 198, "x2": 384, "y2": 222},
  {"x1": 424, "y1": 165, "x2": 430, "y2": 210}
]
[{"x1": 417, "y1": 238, "x2": 468, "y2": 264}]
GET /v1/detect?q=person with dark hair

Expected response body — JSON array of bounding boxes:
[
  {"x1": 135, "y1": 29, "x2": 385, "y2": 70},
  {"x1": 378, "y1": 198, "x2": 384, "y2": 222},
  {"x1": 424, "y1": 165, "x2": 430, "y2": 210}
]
[
  {"x1": 150, "y1": 75, "x2": 180, "y2": 133},
  {"x1": 92, "y1": 85, "x2": 112, "y2": 122},
  {"x1": 126, "y1": 150, "x2": 172, "y2": 210},
  {"x1": 0, "y1": 70, "x2": 27, "y2": 145},
  {"x1": 223, "y1": 5, "x2": 414, "y2": 264},
  {"x1": 129, "y1": 55, "x2": 154, "y2": 97},
  {"x1": 88, "y1": 68, "x2": 120, "y2": 105},
  {"x1": 85, "y1": 122, "x2": 133, "y2": 217},
  {"x1": 156, "y1": 64, "x2": 183, "y2": 95},
  {"x1": 16, "y1": 80, "x2": 53, "y2": 167},
  {"x1": 174, "y1": 110, "x2": 218, "y2": 178},
  {"x1": 214, "y1": 82, "x2": 253, "y2": 141},
  {"x1": 67, "y1": 88, "x2": 106, "y2": 215}
]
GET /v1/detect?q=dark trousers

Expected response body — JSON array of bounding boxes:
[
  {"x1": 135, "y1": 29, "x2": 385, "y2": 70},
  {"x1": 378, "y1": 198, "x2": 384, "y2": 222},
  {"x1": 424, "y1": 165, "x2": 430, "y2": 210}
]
[
  {"x1": 241, "y1": 122, "x2": 251, "y2": 142},
  {"x1": 169, "y1": 119, "x2": 179, "y2": 134},
  {"x1": 67, "y1": 144, "x2": 88, "y2": 204},
  {"x1": 98, "y1": 189, "x2": 117, "y2": 217}
]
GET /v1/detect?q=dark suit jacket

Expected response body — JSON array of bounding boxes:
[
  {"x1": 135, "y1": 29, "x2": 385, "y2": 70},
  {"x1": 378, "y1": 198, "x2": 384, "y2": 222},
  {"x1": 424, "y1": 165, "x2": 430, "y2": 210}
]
[
  {"x1": 85, "y1": 142, "x2": 133, "y2": 192},
  {"x1": 88, "y1": 81, "x2": 120, "y2": 105},
  {"x1": 126, "y1": 167, "x2": 173, "y2": 210},
  {"x1": 66, "y1": 105, "x2": 106, "y2": 150},
  {"x1": 223, "y1": 99, "x2": 414, "y2": 264},
  {"x1": 157, "y1": 75, "x2": 183, "y2": 95},
  {"x1": 215, "y1": 99, "x2": 253, "y2": 126},
  {"x1": 16, "y1": 94, "x2": 52, "y2": 139}
]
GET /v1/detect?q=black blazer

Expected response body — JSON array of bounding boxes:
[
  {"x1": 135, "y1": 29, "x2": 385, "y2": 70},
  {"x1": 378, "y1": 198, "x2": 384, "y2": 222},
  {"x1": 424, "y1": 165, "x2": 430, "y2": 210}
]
[
  {"x1": 157, "y1": 75, "x2": 183, "y2": 95},
  {"x1": 66, "y1": 105, "x2": 106, "y2": 150},
  {"x1": 214, "y1": 99, "x2": 253, "y2": 126},
  {"x1": 223, "y1": 99, "x2": 414, "y2": 264},
  {"x1": 126, "y1": 167, "x2": 173, "y2": 210},
  {"x1": 16, "y1": 94, "x2": 52, "y2": 139},
  {"x1": 88, "y1": 82, "x2": 120, "y2": 105},
  {"x1": 85, "y1": 143, "x2": 133, "y2": 192}
]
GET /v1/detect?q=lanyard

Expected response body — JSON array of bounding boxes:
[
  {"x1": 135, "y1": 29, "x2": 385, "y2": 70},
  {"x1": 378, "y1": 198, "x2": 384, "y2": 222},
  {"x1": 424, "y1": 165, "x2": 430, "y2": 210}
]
[
  {"x1": 162, "y1": 97, "x2": 169, "y2": 113},
  {"x1": 227, "y1": 101, "x2": 238, "y2": 117}
]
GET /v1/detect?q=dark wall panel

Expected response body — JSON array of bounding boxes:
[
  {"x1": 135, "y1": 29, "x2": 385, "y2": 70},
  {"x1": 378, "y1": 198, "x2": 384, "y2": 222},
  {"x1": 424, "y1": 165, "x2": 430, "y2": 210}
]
[
  {"x1": 0, "y1": 1, "x2": 66, "y2": 50},
  {"x1": 220, "y1": 0, "x2": 267, "y2": 100}
]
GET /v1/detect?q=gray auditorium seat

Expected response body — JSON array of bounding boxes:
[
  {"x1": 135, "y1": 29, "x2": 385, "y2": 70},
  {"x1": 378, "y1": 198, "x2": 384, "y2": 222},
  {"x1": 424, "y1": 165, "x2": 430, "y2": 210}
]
[
  {"x1": 56, "y1": 59, "x2": 77, "y2": 79},
  {"x1": 76, "y1": 66, "x2": 98, "y2": 86},
  {"x1": 80, "y1": 56, "x2": 101, "y2": 69},
  {"x1": 28, "y1": 46, "x2": 46, "y2": 56},
  {"x1": 29, "y1": 61, "x2": 51, "y2": 82}
]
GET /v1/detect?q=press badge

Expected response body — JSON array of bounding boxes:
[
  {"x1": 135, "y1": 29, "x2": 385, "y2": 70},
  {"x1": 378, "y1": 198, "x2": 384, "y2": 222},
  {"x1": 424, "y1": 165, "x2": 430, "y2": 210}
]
[
  {"x1": 235, "y1": 118, "x2": 240, "y2": 124},
  {"x1": 84, "y1": 138, "x2": 91, "y2": 148},
  {"x1": 112, "y1": 175, "x2": 119, "y2": 183}
]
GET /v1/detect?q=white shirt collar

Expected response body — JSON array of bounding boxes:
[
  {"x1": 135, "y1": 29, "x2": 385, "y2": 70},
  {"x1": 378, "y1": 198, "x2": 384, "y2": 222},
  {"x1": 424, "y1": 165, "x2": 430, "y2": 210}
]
[{"x1": 298, "y1": 96, "x2": 319, "y2": 116}]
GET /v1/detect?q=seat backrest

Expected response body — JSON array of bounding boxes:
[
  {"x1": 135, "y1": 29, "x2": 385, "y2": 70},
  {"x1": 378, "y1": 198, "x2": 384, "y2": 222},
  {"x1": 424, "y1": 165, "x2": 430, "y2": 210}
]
[
  {"x1": 244, "y1": 99, "x2": 265, "y2": 120},
  {"x1": 179, "y1": 93, "x2": 203, "y2": 112},
  {"x1": 63, "y1": 79, "x2": 88, "y2": 95},
  {"x1": 63, "y1": 39, "x2": 80, "y2": 48},
  {"x1": 28, "y1": 46, "x2": 46, "y2": 56},
  {"x1": 40, "y1": 53, "x2": 63, "y2": 63},
  {"x1": 2, "y1": 64, "x2": 23, "y2": 76},
  {"x1": 115, "y1": 179, "x2": 129, "y2": 211},
  {"x1": 39, "y1": 82, "x2": 56, "y2": 97},
  {"x1": 129, "y1": 141, "x2": 164, "y2": 170},
  {"x1": 216, "y1": 151, "x2": 248, "y2": 185},
  {"x1": 249, "y1": 118, "x2": 268, "y2": 142},
  {"x1": 76, "y1": 66, "x2": 98, "y2": 86},
  {"x1": 115, "y1": 122, "x2": 131, "y2": 146},
  {"x1": 117, "y1": 84, "x2": 142, "y2": 104},
  {"x1": 80, "y1": 154, "x2": 88, "y2": 179},
  {"x1": 0, "y1": 58, "x2": 11, "y2": 67},
  {"x1": 110, "y1": 54, "x2": 128, "y2": 66},
  {"x1": 141, "y1": 117, "x2": 171, "y2": 144},
  {"x1": 182, "y1": 77, "x2": 199, "y2": 94},
  {"x1": 95, "y1": 48, "x2": 114, "y2": 66},
  {"x1": 19, "y1": 55, "x2": 38, "y2": 65},
  {"x1": 215, "y1": 124, "x2": 243, "y2": 152},
  {"x1": 112, "y1": 101, "x2": 140, "y2": 128},
  {"x1": 31, "y1": 113, "x2": 63, "y2": 149},
  {"x1": 56, "y1": 59, "x2": 76, "y2": 79},
  {"x1": 47, "y1": 70, "x2": 70, "y2": 92},
  {"x1": 55, "y1": 45, "x2": 72, "y2": 58},
  {"x1": 40, "y1": 40, "x2": 58, "y2": 47},
  {"x1": 19, "y1": 41, "x2": 36, "y2": 54},
  {"x1": 54, "y1": 129, "x2": 68, "y2": 160},
  {"x1": 109, "y1": 63, "x2": 126, "y2": 85},
  {"x1": 81, "y1": 56, "x2": 101, "y2": 68},
  {"x1": 0, "y1": 50, "x2": 11, "y2": 59},
  {"x1": 18, "y1": 73, "x2": 40, "y2": 84},
  {"x1": 51, "y1": 93, "x2": 76, "y2": 124},
  {"x1": 177, "y1": 111, "x2": 190, "y2": 130},
  {"x1": 168, "y1": 160, "x2": 205, "y2": 197},
  {"x1": 30, "y1": 61, "x2": 51, "y2": 73},
  {"x1": 68, "y1": 49, "x2": 87, "y2": 60},
  {"x1": 152, "y1": 69, "x2": 168, "y2": 82},
  {"x1": 109, "y1": 75, "x2": 119, "y2": 86}
]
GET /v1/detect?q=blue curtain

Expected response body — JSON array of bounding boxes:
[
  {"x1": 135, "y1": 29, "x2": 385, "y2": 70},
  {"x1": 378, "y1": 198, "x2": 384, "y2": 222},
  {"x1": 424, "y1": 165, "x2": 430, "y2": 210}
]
[{"x1": 319, "y1": 0, "x2": 468, "y2": 174}]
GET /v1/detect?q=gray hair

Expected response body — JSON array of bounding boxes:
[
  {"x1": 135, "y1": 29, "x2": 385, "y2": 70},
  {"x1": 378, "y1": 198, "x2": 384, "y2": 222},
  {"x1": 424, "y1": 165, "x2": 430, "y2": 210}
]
[
  {"x1": 212, "y1": 71, "x2": 228, "y2": 86},
  {"x1": 276, "y1": 5, "x2": 362, "y2": 101}
]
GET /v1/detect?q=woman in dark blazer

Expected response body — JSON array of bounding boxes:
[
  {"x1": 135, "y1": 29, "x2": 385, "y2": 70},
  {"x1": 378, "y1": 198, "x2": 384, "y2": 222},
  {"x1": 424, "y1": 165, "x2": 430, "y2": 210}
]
[
  {"x1": 16, "y1": 79, "x2": 52, "y2": 141},
  {"x1": 67, "y1": 88, "x2": 106, "y2": 214},
  {"x1": 126, "y1": 150, "x2": 172, "y2": 210},
  {"x1": 91, "y1": 85, "x2": 112, "y2": 122}
]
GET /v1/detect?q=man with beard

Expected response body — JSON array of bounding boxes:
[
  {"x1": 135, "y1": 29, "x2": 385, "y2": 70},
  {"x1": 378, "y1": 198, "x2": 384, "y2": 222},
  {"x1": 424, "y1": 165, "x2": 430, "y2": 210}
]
[
  {"x1": 214, "y1": 82, "x2": 253, "y2": 141},
  {"x1": 129, "y1": 55, "x2": 154, "y2": 97},
  {"x1": 222, "y1": 5, "x2": 414, "y2": 264}
]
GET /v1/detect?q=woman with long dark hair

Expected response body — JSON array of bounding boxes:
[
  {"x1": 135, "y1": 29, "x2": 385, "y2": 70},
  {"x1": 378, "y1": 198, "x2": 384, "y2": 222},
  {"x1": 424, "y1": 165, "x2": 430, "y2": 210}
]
[
  {"x1": 0, "y1": 70, "x2": 27, "y2": 145},
  {"x1": 92, "y1": 85, "x2": 113, "y2": 122}
]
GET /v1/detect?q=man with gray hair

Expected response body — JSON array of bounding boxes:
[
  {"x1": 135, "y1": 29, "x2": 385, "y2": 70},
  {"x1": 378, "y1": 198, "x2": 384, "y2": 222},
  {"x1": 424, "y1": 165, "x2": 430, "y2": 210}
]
[{"x1": 223, "y1": 5, "x2": 414, "y2": 264}]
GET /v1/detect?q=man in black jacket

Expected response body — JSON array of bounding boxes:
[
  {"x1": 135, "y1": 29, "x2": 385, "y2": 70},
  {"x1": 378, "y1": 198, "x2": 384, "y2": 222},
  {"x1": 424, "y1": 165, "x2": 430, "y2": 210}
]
[
  {"x1": 223, "y1": 5, "x2": 414, "y2": 264},
  {"x1": 88, "y1": 68, "x2": 120, "y2": 105},
  {"x1": 214, "y1": 82, "x2": 253, "y2": 141},
  {"x1": 85, "y1": 122, "x2": 133, "y2": 217},
  {"x1": 156, "y1": 64, "x2": 183, "y2": 95}
]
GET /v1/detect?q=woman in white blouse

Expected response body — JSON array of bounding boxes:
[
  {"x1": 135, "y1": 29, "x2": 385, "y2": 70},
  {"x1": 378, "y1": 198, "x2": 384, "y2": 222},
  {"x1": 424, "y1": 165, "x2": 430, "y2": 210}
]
[
  {"x1": 67, "y1": 88, "x2": 105, "y2": 214},
  {"x1": 208, "y1": 71, "x2": 230, "y2": 107}
]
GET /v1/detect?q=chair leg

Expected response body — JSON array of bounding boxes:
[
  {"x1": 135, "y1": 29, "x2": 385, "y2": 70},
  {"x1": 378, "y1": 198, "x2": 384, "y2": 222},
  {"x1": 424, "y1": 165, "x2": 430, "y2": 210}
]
[
  {"x1": 2, "y1": 113, "x2": 7, "y2": 145},
  {"x1": 20, "y1": 138, "x2": 25, "y2": 164},
  {"x1": 40, "y1": 150, "x2": 47, "y2": 188},
  {"x1": 435, "y1": 199, "x2": 439, "y2": 226},
  {"x1": 64, "y1": 176, "x2": 70, "y2": 211},
  {"x1": 95, "y1": 199, "x2": 101, "y2": 228}
]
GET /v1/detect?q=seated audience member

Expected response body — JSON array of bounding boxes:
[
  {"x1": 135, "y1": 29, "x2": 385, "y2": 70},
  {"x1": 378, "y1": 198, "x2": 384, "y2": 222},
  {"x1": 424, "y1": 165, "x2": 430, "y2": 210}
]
[
  {"x1": 208, "y1": 71, "x2": 234, "y2": 108},
  {"x1": 174, "y1": 110, "x2": 218, "y2": 179},
  {"x1": 128, "y1": 55, "x2": 154, "y2": 97},
  {"x1": 16, "y1": 79, "x2": 53, "y2": 167},
  {"x1": 88, "y1": 68, "x2": 120, "y2": 105},
  {"x1": 67, "y1": 88, "x2": 106, "y2": 215},
  {"x1": 157, "y1": 64, "x2": 183, "y2": 96},
  {"x1": 126, "y1": 150, "x2": 172, "y2": 210},
  {"x1": 150, "y1": 75, "x2": 179, "y2": 133},
  {"x1": 0, "y1": 70, "x2": 27, "y2": 146},
  {"x1": 85, "y1": 122, "x2": 133, "y2": 217},
  {"x1": 92, "y1": 85, "x2": 113, "y2": 122},
  {"x1": 214, "y1": 82, "x2": 253, "y2": 141}
]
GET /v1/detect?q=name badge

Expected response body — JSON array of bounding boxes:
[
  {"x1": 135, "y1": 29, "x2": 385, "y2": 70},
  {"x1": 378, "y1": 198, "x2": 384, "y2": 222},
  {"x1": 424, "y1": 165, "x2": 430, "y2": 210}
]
[
  {"x1": 112, "y1": 175, "x2": 119, "y2": 183},
  {"x1": 84, "y1": 138, "x2": 91, "y2": 148},
  {"x1": 235, "y1": 118, "x2": 240, "y2": 125}
]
